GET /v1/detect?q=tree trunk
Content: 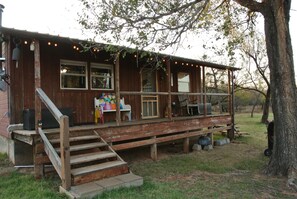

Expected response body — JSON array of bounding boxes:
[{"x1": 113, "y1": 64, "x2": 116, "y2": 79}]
[
  {"x1": 263, "y1": 2, "x2": 297, "y2": 183},
  {"x1": 261, "y1": 87, "x2": 270, "y2": 124}
]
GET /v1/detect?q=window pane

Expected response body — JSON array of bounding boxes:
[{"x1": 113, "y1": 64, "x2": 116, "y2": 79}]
[
  {"x1": 62, "y1": 75, "x2": 86, "y2": 88},
  {"x1": 91, "y1": 76, "x2": 112, "y2": 89},
  {"x1": 61, "y1": 64, "x2": 86, "y2": 74},
  {"x1": 90, "y1": 64, "x2": 114, "y2": 89},
  {"x1": 91, "y1": 68, "x2": 111, "y2": 76},
  {"x1": 60, "y1": 60, "x2": 87, "y2": 89},
  {"x1": 178, "y1": 72, "x2": 190, "y2": 92}
]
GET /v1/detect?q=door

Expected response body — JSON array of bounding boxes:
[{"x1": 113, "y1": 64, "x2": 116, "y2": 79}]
[{"x1": 141, "y1": 68, "x2": 159, "y2": 119}]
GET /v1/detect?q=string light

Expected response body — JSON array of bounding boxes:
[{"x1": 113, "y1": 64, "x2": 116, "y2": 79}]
[
  {"x1": 54, "y1": 43, "x2": 58, "y2": 47},
  {"x1": 24, "y1": 41, "x2": 28, "y2": 44},
  {"x1": 48, "y1": 42, "x2": 51, "y2": 46},
  {"x1": 175, "y1": 61, "x2": 178, "y2": 64}
]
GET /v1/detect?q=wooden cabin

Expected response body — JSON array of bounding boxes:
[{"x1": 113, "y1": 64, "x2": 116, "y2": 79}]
[{"x1": 0, "y1": 27, "x2": 238, "y2": 196}]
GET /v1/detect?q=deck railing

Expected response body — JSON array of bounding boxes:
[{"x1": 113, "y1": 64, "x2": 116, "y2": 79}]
[
  {"x1": 36, "y1": 88, "x2": 71, "y2": 190},
  {"x1": 119, "y1": 91, "x2": 232, "y2": 118}
]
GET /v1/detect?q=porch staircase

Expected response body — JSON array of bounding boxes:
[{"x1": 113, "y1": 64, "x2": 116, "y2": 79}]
[{"x1": 43, "y1": 129, "x2": 143, "y2": 198}]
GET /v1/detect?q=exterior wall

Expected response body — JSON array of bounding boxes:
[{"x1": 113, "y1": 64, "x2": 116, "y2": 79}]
[
  {"x1": 5, "y1": 34, "x2": 208, "y2": 125},
  {"x1": 9, "y1": 38, "x2": 143, "y2": 124},
  {"x1": 0, "y1": 39, "x2": 10, "y2": 138}
]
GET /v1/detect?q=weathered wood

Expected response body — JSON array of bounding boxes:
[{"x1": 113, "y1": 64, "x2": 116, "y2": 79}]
[
  {"x1": 36, "y1": 88, "x2": 63, "y2": 123},
  {"x1": 60, "y1": 116, "x2": 71, "y2": 190},
  {"x1": 120, "y1": 91, "x2": 229, "y2": 96},
  {"x1": 72, "y1": 160, "x2": 127, "y2": 176},
  {"x1": 115, "y1": 53, "x2": 121, "y2": 125},
  {"x1": 34, "y1": 40, "x2": 44, "y2": 179},
  {"x1": 150, "y1": 136, "x2": 157, "y2": 161},
  {"x1": 183, "y1": 131, "x2": 190, "y2": 153},
  {"x1": 33, "y1": 138, "x2": 44, "y2": 179},
  {"x1": 49, "y1": 135, "x2": 100, "y2": 144},
  {"x1": 34, "y1": 153, "x2": 50, "y2": 165},
  {"x1": 39, "y1": 128, "x2": 62, "y2": 177},
  {"x1": 73, "y1": 163, "x2": 129, "y2": 185},
  {"x1": 166, "y1": 59, "x2": 172, "y2": 120},
  {"x1": 70, "y1": 151, "x2": 117, "y2": 165},
  {"x1": 56, "y1": 142, "x2": 107, "y2": 153},
  {"x1": 112, "y1": 126, "x2": 231, "y2": 151},
  {"x1": 98, "y1": 116, "x2": 232, "y2": 143}
]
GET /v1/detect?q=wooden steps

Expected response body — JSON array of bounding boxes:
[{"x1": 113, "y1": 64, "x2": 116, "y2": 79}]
[
  {"x1": 49, "y1": 135, "x2": 100, "y2": 144},
  {"x1": 72, "y1": 160, "x2": 127, "y2": 176},
  {"x1": 44, "y1": 130, "x2": 130, "y2": 187},
  {"x1": 55, "y1": 142, "x2": 108, "y2": 153},
  {"x1": 70, "y1": 151, "x2": 117, "y2": 165}
]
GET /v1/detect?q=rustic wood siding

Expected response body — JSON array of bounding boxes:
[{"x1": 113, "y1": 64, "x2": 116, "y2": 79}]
[{"x1": 8, "y1": 37, "x2": 203, "y2": 125}]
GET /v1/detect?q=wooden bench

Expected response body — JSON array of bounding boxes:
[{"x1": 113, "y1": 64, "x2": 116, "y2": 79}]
[{"x1": 94, "y1": 97, "x2": 132, "y2": 123}]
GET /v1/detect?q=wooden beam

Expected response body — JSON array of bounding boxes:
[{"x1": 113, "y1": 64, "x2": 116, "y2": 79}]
[
  {"x1": 36, "y1": 88, "x2": 63, "y2": 123},
  {"x1": 60, "y1": 116, "x2": 71, "y2": 190},
  {"x1": 150, "y1": 136, "x2": 157, "y2": 161},
  {"x1": 202, "y1": 66, "x2": 207, "y2": 116},
  {"x1": 119, "y1": 91, "x2": 229, "y2": 96},
  {"x1": 38, "y1": 128, "x2": 62, "y2": 177},
  {"x1": 33, "y1": 40, "x2": 43, "y2": 179},
  {"x1": 166, "y1": 59, "x2": 172, "y2": 120},
  {"x1": 115, "y1": 53, "x2": 121, "y2": 125},
  {"x1": 183, "y1": 131, "x2": 189, "y2": 153},
  {"x1": 112, "y1": 126, "x2": 231, "y2": 151}
]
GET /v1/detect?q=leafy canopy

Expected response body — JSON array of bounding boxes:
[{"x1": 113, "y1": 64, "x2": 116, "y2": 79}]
[{"x1": 78, "y1": 0, "x2": 257, "y2": 57}]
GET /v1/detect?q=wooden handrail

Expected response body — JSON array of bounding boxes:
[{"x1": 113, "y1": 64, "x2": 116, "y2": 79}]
[
  {"x1": 120, "y1": 91, "x2": 230, "y2": 96},
  {"x1": 38, "y1": 127, "x2": 62, "y2": 177},
  {"x1": 36, "y1": 88, "x2": 63, "y2": 123},
  {"x1": 35, "y1": 88, "x2": 71, "y2": 190}
]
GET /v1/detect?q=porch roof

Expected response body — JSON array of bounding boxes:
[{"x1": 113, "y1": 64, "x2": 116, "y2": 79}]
[{"x1": 0, "y1": 27, "x2": 240, "y2": 71}]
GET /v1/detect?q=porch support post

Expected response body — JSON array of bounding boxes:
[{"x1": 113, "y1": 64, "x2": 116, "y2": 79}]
[
  {"x1": 228, "y1": 70, "x2": 235, "y2": 140},
  {"x1": 115, "y1": 52, "x2": 121, "y2": 125},
  {"x1": 166, "y1": 58, "x2": 172, "y2": 120},
  {"x1": 34, "y1": 39, "x2": 44, "y2": 178},
  {"x1": 228, "y1": 70, "x2": 232, "y2": 115},
  {"x1": 202, "y1": 66, "x2": 206, "y2": 116},
  {"x1": 150, "y1": 136, "x2": 157, "y2": 161},
  {"x1": 60, "y1": 115, "x2": 71, "y2": 190},
  {"x1": 183, "y1": 131, "x2": 189, "y2": 153}
]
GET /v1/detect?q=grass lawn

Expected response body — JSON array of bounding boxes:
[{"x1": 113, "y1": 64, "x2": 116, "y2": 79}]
[{"x1": 1, "y1": 113, "x2": 297, "y2": 198}]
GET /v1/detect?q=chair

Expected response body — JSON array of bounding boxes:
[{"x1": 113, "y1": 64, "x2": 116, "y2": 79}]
[
  {"x1": 198, "y1": 103, "x2": 212, "y2": 115},
  {"x1": 178, "y1": 95, "x2": 200, "y2": 115}
]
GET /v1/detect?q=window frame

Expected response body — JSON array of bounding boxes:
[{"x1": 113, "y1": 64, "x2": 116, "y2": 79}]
[
  {"x1": 60, "y1": 59, "x2": 88, "y2": 90},
  {"x1": 90, "y1": 63, "x2": 114, "y2": 90}
]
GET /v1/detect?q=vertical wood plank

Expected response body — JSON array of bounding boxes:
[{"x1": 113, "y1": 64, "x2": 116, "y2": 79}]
[
  {"x1": 33, "y1": 137, "x2": 44, "y2": 179},
  {"x1": 202, "y1": 66, "x2": 206, "y2": 115},
  {"x1": 183, "y1": 131, "x2": 189, "y2": 153},
  {"x1": 60, "y1": 116, "x2": 71, "y2": 190},
  {"x1": 166, "y1": 59, "x2": 172, "y2": 120},
  {"x1": 150, "y1": 136, "x2": 157, "y2": 161},
  {"x1": 115, "y1": 53, "x2": 121, "y2": 125},
  {"x1": 229, "y1": 70, "x2": 235, "y2": 140},
  {"x1": 34, "y1": 40, "x2": 43, "y2": 178},
  {"x1": 228, "y1": 70, "x2": 232, "y2": 115}
]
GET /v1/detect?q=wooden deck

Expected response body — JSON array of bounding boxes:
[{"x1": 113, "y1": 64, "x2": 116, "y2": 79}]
[{"x1": 13, "y1": 114, "x2": 232, "y2": 159}]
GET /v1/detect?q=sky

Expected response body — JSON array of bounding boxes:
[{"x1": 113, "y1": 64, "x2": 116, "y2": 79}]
[{"x1": 1, "y1": 0, "x2": 297, "y2": 72}]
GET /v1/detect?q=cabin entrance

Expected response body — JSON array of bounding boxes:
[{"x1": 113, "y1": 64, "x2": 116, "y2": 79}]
[{"x1": 141, "y1": 68, "x2": 159, "y2": 119}]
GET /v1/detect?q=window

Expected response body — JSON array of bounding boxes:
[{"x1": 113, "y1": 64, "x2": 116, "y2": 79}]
[
  {"x1": 178, "y1": 72, "x2": 190, "y2": 92},
  {"x1": 90, "y1": 63, "x2": 114, "y2": 90},
  {"x1": 60, "y1": 60, "x2": 87, "y2": 89}
]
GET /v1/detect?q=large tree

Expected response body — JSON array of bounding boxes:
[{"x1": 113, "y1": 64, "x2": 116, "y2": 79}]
[{"x1": 78, "y1": 0, "x2": 297, "y2": 186}]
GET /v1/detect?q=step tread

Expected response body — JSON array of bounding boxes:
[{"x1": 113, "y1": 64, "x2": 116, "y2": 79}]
[
  {"x1": 70, "y1": 151, "x2": 117, "y2": 165},
  {"x1": 56, "y1": 142, "x2": 107, "y2": 153},
  {"x1": 50, "y1": 135, "x2": 100, "y2": 144},
  {"x1": 71, "y1": 160, "x2": 127, "y2": 176}
]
